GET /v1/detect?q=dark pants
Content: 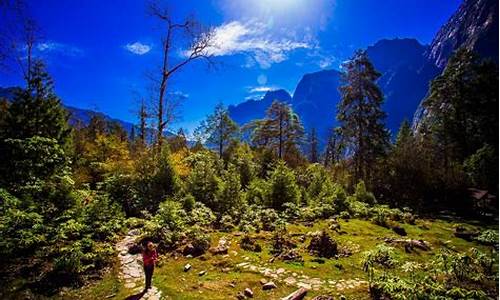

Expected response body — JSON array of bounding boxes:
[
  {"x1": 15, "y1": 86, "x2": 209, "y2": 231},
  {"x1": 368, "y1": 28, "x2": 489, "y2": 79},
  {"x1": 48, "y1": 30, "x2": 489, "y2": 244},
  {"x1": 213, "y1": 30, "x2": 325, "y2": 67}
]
[{"x1": 144, "y1": 264, "x2": 154, "y2": 289}]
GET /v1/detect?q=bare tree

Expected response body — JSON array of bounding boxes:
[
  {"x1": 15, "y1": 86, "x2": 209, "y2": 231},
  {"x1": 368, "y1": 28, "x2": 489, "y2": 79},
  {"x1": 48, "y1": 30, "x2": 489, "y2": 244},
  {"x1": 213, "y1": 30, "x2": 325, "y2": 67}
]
[
  {"x1": 148, "y1": 1, "x2": 217, "y2": 148},
  {"x1": 0, "y1": 0, "x2": 41, "y2": 87}
]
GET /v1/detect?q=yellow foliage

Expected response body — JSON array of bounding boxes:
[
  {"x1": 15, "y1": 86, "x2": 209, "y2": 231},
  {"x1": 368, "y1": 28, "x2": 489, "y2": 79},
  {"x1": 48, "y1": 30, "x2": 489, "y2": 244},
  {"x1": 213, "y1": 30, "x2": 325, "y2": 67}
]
[{"x1": 170, "y1": 148, "x2": 191, "y2": 178}]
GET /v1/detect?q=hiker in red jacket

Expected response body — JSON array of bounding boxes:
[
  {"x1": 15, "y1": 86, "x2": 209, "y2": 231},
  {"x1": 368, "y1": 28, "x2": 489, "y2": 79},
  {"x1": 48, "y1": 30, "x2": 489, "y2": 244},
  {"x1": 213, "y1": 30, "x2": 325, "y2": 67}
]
[{"x1": 142, "y1": 241, "x2": 158, "y2": 291}]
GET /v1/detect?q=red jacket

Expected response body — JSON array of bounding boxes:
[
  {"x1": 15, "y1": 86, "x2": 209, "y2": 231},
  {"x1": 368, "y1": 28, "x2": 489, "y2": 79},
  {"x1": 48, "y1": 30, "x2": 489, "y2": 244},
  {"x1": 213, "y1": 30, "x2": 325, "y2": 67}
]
[{"x1": 142, "y1": 249, "x2": 158, "y2": 266}]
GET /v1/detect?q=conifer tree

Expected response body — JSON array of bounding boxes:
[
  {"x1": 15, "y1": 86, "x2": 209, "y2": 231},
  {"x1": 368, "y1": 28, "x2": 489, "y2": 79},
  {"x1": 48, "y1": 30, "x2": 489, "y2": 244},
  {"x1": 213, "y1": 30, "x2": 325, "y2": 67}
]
[
  {"x1": 196, "y1": 103, "x2": 239, "y2": 158},
  {"x1": 2, "y1": 60, "x2": 70, "y2": 145},
  {"x1": 309, "y1": 128, "x2": 319, "y2": 163},
  {"x1": 337, "y1": 50, "x2": 389, "y2": 184},
  {"x1": 251, "y1": 100, "x2": 304, "y2": 160}
]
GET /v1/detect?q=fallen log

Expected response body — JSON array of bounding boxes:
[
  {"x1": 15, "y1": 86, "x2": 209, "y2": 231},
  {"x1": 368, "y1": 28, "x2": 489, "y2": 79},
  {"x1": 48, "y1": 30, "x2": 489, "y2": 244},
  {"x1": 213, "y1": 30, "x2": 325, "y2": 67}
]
[{"x1": 281, "y1": 287, "x2": 308, "y2": 300}]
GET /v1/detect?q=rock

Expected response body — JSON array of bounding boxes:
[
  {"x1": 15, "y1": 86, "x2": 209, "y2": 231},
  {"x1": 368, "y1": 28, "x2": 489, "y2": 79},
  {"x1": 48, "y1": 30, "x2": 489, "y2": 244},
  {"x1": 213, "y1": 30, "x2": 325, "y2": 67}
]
[
  {"x1": 209, "y1": 245, "x2": 229, "y2": 255},
  {"x1": 184, "y1": 264, "x2": 192, "y2": 272},
  {"x1": 284, "y1": 277, "x2": 297, "y2": 286},
  {"x1": 128, "y1": 229, "x2": 140, "y2": 236},
  {"x1": 236, "y1": 291, "x2": 246, "y2": 299},
  {"x1": 392, "y1": 225, "x2": 407, "y2": 236},
  {"x1": 260, "y1": 279, "x2": 267, "y2": 285},
  {"x1": 244, "y1": 288, "x2": 254, "y2": 298},
  {"x1": 222, "y1": 267, "x2": 231, "y2": 273},
  {"x1": 307, "y1": 231, "x2": 337, "y2": 258},
  {"x1": 276, "y1": 268, "x2": 285, "y2": 274},
  {"x1": 124, "y1": 282, "x2": 136, "y2": 289},
  {"x1": 262, "y1": 282, "x2": 277, "y2": 290},
  {"x1": 198, "y1": 270, "x2": 207, "y2": 276},
  {"x1": 297, "y1": 282, "x2": 312, "y2": 290}
]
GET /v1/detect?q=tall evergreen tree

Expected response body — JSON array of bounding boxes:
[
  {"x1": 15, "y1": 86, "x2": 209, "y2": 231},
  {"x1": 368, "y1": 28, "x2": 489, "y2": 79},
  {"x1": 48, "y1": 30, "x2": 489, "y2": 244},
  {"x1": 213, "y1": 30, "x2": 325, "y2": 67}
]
[
  {"x1": 251, "y1": 100, "x2": 304, "y2": 160},
  {"x1": 309, "y1": 128, "x2": 319, "y2": 163},
  {"x1": 337, "y1": 50, "x2": 389, "y2": 184},
  {"x1": 2, "y1": 60, "x2": 70, "y2": 145},
  {"x1": 422, "y1": 48, "x2": 498, "y2": 163},
  {"x1": 196, "y1": 103, "x2": 239, "y2": 158},
  {"x1": 323, "y1": 127, "x2": 343, "y2": 167}
]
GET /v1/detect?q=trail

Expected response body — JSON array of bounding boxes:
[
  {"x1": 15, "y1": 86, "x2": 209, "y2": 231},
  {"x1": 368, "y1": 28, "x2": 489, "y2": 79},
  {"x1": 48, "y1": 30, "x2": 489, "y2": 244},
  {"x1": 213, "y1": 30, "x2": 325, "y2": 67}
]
[{"x1": 116, "y1": 230, "x2": 162, "y2": 300}]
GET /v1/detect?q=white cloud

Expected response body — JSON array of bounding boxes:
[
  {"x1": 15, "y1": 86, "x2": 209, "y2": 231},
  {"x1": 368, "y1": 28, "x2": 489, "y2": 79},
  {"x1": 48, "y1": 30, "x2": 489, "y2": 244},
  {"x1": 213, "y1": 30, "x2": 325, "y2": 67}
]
[
  {"x1": 36, "y1": 41, "x2": 83, "y2": 57},
  {"x1": 125, "y1": 42, "x2": 151, "y2": 55},
  {"x1": 201, "y1": 21, "x2": 311, "y2": 69},
  {"x1": 248, "y1": 86, "x2": 276, "y2": 93}
]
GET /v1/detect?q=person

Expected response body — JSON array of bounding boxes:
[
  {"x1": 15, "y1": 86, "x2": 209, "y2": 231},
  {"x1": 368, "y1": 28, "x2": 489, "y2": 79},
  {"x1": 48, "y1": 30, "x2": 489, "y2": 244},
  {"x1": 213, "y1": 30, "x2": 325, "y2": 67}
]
[{"x1": 142, "y1": 241, "x2": 158, "y2": 291}]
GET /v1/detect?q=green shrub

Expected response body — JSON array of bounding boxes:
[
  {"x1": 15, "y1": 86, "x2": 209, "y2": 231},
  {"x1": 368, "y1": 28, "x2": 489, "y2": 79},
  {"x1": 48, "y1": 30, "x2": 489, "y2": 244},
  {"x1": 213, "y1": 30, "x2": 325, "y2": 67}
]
[
  {"x1": 187, "y1": 202, "x2": 216, "y2": 227},
  {"x1": 352, "y1": 181, "x2": 376, "y2": 204},
  {"x1": 266, "y1": 161, "x2": 300, "y2": 211},
  {"x1": 475, "y1": 229, "x2": 498, "y2": 246}
]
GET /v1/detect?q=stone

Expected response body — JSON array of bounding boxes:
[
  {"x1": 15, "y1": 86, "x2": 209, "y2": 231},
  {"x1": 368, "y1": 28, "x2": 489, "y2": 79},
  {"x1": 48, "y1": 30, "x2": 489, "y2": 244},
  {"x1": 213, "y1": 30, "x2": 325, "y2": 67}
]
[
  {"x1": 297, "y1": 282, "x2": 312, "y2": 290},
  {"x1": 244, "y1": 288, "x2": 254, "y2": 298},
  {"x1": 198, "y1": 270, "x2": 207, "y2": 276},
  {"x1": 209, "y1": 245, "x2": 229, "y2": 255},
  {"x1": 184, "y1": 263, "x2": 192, "y2": 272},
  {"x1": 262, "y1": 282, "x2": 277, "y2": 290},
  {"x1": 276, "y1": 268, "x2": 285, "y2": 274},
  {"x1": 236, "y1": 292, "x2": 246, "y2": 299},
  {"x1": 260, "y1": 279, "x2": 267, "y2": 285},
  {"x1": 284, "y1": 277, "x2": 297, "y2": 286},
  {"x1": 124, "y1": 282, "x2": 136, "y2": 289}
]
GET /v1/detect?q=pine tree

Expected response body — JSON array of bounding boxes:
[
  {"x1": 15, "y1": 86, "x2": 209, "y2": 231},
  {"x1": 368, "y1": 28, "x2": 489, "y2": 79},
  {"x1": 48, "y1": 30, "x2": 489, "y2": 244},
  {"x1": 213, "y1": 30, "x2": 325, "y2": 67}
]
[
  {"x1": 422, "y1": 48, "x2": 498, "y2": 163},
  {"x1": 196, "y1": 103, "x2": 239, "y2": 158},
  {"x1": 323, "y1": 127, "x2": 343, "y2": 167},
  {"x1": 2, "y1": 60, "x2": 70, "y2": 145},
  {"x1": 337, "y1": 50, "x2": 389, "y2": 184},
  {"x1": 251, "y1": 100, "x2": 304, "y2": 160},
  {"x1": 309, "y1": 128, "x2": 319, "y2": 163}
]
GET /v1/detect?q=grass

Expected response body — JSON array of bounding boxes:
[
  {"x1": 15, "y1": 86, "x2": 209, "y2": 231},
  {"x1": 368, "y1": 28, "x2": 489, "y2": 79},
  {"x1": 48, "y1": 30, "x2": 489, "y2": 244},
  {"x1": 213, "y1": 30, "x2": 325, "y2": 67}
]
[{"x1": 62, "y1": 217, "x2": 498, "y2": 300}]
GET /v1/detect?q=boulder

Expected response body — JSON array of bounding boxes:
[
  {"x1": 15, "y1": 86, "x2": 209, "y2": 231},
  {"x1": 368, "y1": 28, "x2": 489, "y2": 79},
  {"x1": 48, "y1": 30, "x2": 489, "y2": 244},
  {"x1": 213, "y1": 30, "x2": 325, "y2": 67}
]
[
  {"x1": 307, "y1": 231, "x2": 337, "y2": 258},
  {"x1": 209, "y1": 245, "x2": 229, "y2": 255},
  {"x1": 244, "y1": 288, "x2": 254, "y2": 298},
  {"x1": 184, "y1": 264, "x2": 192, "y2": 272}
]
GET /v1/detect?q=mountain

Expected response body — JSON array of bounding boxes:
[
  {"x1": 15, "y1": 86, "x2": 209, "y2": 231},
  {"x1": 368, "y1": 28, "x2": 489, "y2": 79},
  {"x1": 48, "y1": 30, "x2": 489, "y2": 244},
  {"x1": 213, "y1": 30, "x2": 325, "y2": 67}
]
[
  {"x1": 228, "y1": 89, "x2": 292, "y2": 125},
  {"x1": 0, "y1": 86, "x2": 136, "y2": 134},
  {"x1": 426, "y1": 0, "x2": 498, "y2": 69},
  {"x1": 413, "y1": 0, "x2": 498, "y2": 130},
  {"x1": 366, "y1": 39, "x2": 440, "y2": 133},
  {"x1": 291, "y1": 69, "x2": 341, "y2": 143}
]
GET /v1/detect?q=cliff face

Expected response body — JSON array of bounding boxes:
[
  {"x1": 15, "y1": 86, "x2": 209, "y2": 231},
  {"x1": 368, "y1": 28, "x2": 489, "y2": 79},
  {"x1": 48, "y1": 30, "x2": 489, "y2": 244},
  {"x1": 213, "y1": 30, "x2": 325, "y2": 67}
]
[
  {"x1": 413, "y1": 0, "x2": 498, "y2": 131},
  {"x1": 228, "y1": 89, "x2": 292, "y2": 126},
  {"x1": 426, "y1": 0, "x2": 498, "y2": 69}
]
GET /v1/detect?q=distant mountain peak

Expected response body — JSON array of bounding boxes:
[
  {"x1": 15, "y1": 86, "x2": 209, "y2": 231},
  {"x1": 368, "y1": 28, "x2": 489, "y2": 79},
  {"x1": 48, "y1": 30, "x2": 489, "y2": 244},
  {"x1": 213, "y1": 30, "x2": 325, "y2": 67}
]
[
  {"x1": 228, "y1": 89, "x2": 292, "y2": 125},
  {"x1": 426, "y1": 0, "x2": 498, "y2": 69}
]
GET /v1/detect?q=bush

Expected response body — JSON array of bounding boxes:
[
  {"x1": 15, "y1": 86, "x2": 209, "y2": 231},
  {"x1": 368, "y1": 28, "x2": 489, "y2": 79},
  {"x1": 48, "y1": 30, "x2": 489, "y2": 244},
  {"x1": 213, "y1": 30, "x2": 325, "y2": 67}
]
[
  {"x1": 220, "y1": 215, "x2": 235, "y2": 232},
  {"x1": 0, "y1": 189, "x2": 45, "y2": 257},
  {"x1": 266, "y1": 161, "x2": 300, "y2": 211},
  {"x1": 352, "y1": 181, "x2": 376, "y2": 204},
  {"x1": 245, "y1": 178, "x2": 268, "y2": 206},
  {"x1": 154, "y1": 200, "x2": 186, "y2": 232},
  {"x1": 475, "y1": 229, "x2": 498, "y2": 246},
  {"x1": 260, "y1": 208, "x2": 279, "y2": 231},
  {"x1": 187, "y1": 202, "x2": 216, "y2": 227},
  {"x1": 185, "y1": 226, "x2": 211, "y2": 256},
  {"x1": 362, "y1": 244, "x2": 397, "y2": 280}
]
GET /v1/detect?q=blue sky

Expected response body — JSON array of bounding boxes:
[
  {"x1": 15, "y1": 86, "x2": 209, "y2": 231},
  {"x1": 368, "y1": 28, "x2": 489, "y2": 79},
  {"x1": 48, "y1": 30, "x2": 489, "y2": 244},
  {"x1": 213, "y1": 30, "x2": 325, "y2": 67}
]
[{"x1": 0, "y1": 0, "x2": 461, "y2": 134}]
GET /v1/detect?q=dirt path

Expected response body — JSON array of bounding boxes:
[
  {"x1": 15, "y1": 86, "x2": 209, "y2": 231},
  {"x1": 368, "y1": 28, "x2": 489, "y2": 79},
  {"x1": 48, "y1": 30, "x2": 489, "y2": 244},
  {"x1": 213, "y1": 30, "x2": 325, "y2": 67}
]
[{"x1": 116, "y1": 230, "x2": 162, "y2": 300}]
